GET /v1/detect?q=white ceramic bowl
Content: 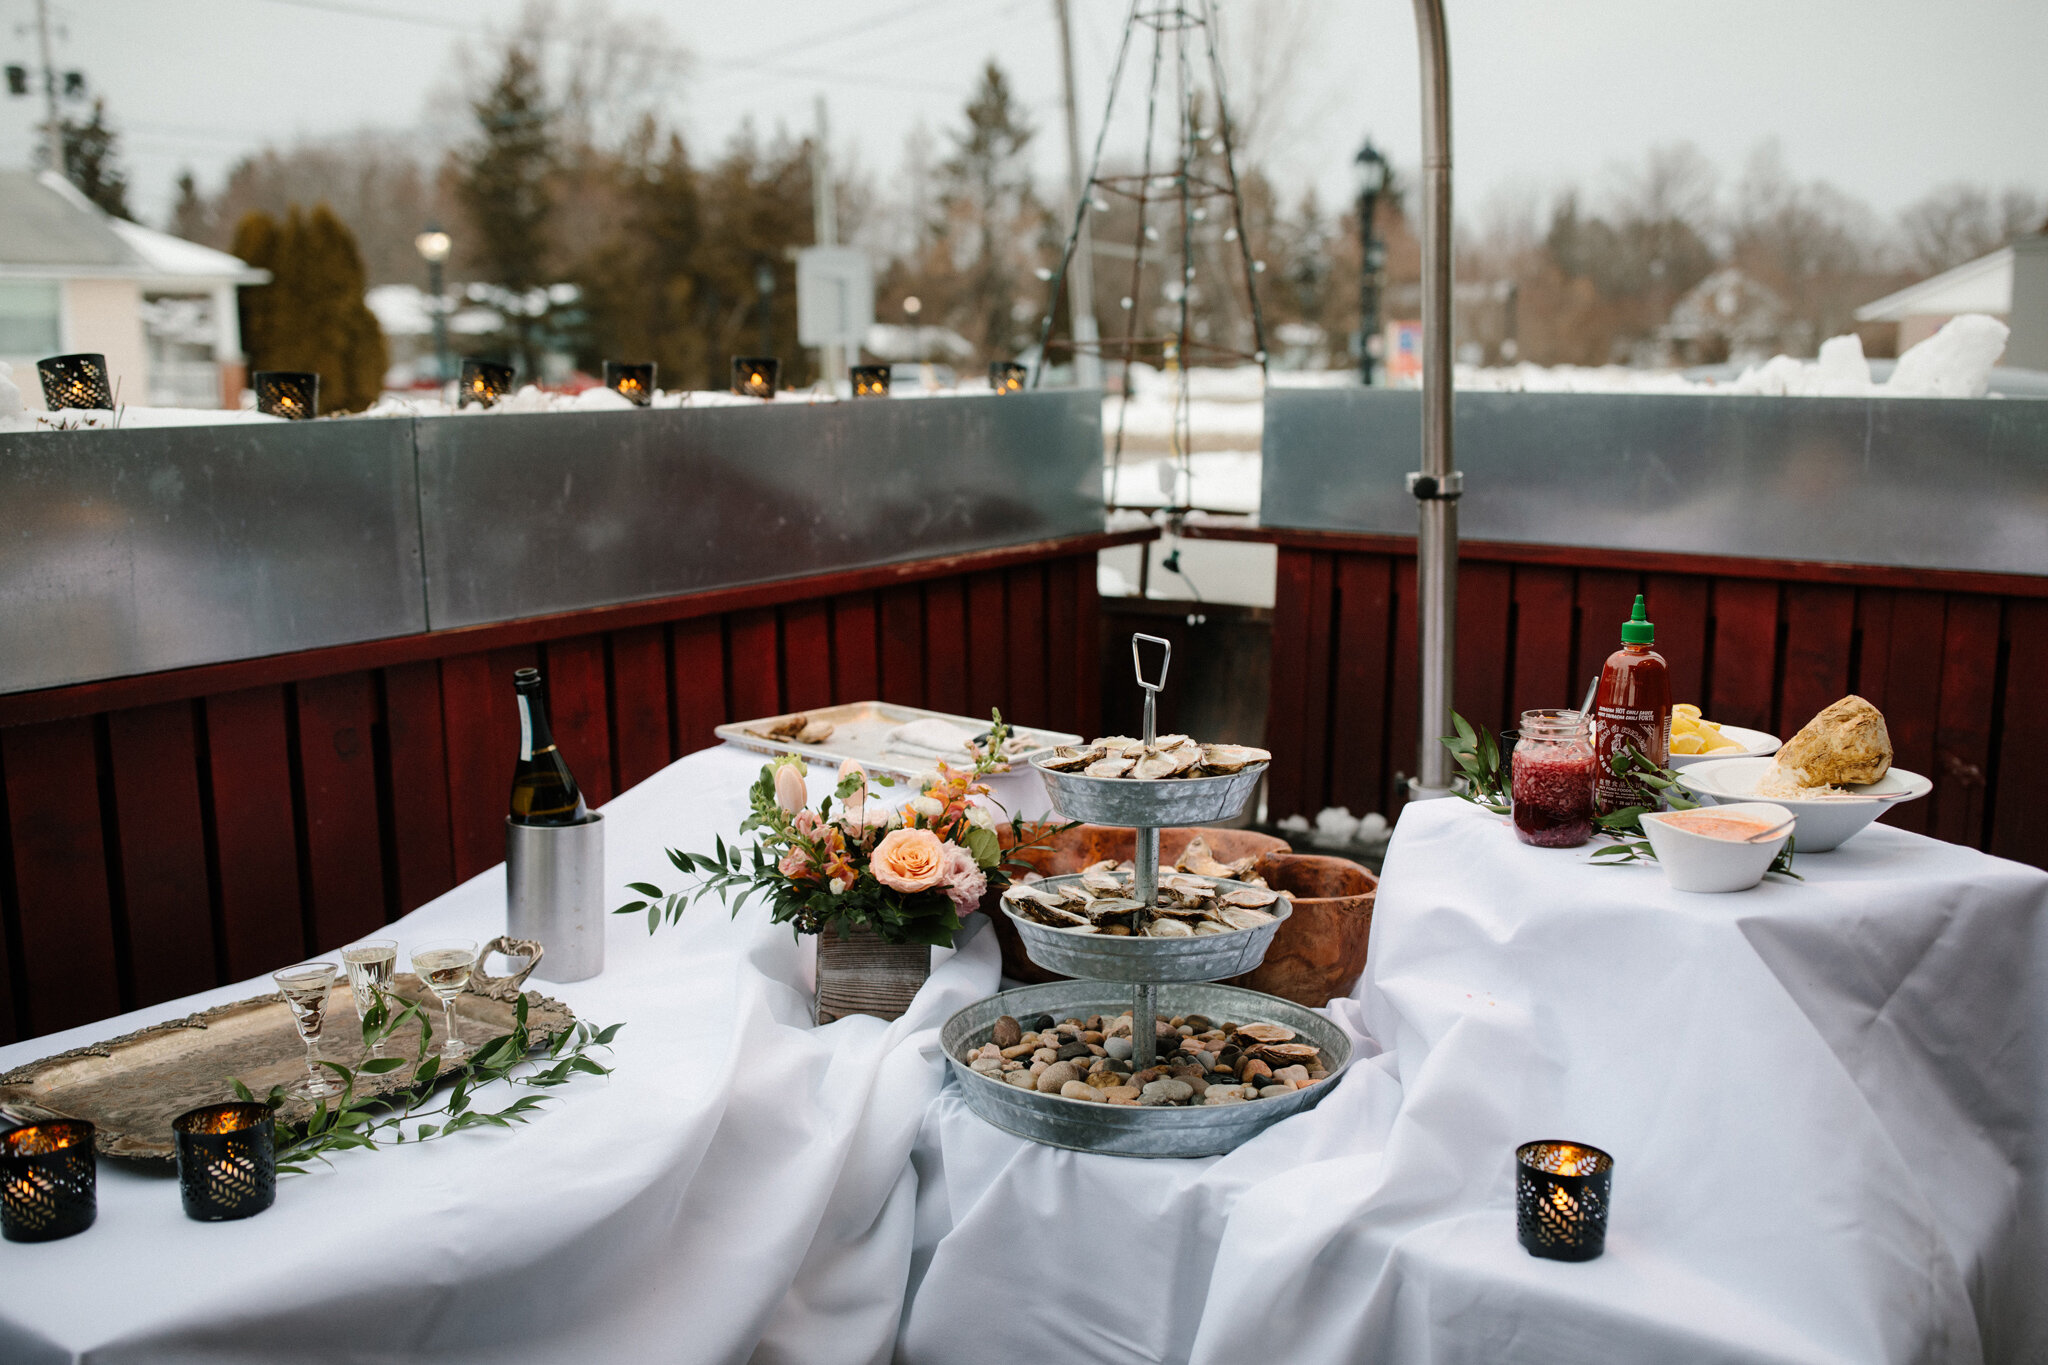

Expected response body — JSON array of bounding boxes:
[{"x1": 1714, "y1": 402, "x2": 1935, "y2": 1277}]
[
  {"x1": 1640, "y1": 802, "x2": 1794, "y2": 893},
  {"x1": 1666, "y1": 722, "x2": 1781, "y2": 770},
  {"x1": 1677, "y1": 756, "x2": 1932, "y2": 852}
]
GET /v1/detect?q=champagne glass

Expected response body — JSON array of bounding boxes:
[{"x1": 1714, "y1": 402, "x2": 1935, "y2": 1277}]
[
  {"x1": 411, "y1": 938, "x2": 478, "y2": 1060},
  {"x1": 272, "y1": 962, "x2": 342, "y2": 1098},
  {"x1": 342, "y1": 938, "x2": 398, "y2": 1054}
]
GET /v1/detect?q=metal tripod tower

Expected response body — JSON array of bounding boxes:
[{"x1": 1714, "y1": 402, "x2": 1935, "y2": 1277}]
[{"x1": 1029, "y1": 0, "x2": 1270, "y2": 513}]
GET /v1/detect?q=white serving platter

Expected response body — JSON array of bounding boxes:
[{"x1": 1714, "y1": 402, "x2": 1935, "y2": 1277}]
[
  {"x1": 716, "y1": 701, "x2": 1081, "y2": 779},
  {"x1": 1679, "y1": 755, "x2": 1932, "y2": 851}
]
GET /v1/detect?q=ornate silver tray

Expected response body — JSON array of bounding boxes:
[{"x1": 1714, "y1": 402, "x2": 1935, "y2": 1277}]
[
  {"x1": 942, "y1": 980, "x2": 1352, "y2": 1158},
  {"x1": 717, "y1": 700, "x2": 1080, "y2": 778},
  {"x1": 0, "y1": 971, "x2": 574, "y2": 1165},
  {"x1": 1002, "y1": 873, "x2": 1292, "y2": 982}
]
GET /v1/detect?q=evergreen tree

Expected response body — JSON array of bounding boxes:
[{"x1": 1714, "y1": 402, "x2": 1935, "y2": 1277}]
[
  {"x1": 936, "y1": 62, "x2": 1043, "y2": 362},
  {"x1": 61, "y1": 98, "x2": 131, "y2": 220},
  {"x1": 170, "y1": 169, "x2": 210, "y2": 241},
  {"x1": 455, "y1": 41, "x2": 557, "y2": 377},
  {"x1": 232, "y1": 204, "x2": 390, "y2": 413},
  {"x1": 572, "y1": 120, "x2": 710, "y2": 387}
]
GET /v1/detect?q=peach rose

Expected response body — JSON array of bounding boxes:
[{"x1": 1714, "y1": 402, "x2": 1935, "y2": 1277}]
[{"x1": 870, "y1": 827, "x2": 948, "y2": 893}]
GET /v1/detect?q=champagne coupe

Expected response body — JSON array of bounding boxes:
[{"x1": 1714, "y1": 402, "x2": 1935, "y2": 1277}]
[
  {"x1": 272, "y1": 962, "x2": 342, "y2": 1098},
  {"x1": 342, "y1": 938, "x2": 398, "y2": 1053},
  {"x1": 411, "y1": 938, "x2": 478, "y2": 1060}
]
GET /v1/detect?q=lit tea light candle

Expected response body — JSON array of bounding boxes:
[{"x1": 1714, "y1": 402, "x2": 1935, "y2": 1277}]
[
  {"x1": 36, "y1": 353, "x2": 114, "y2": 411},
  {"x1": 988, "y1": 361, "x2": 1027, "y2": 395},
  {"x1": 253, "y1": 371, "x2": 319, "y2": 420},
  {"x1": 851, "y1": 364, "x2": 891, "y2": 398},
  {"x1": 604, "y1": 361, "x2": 655, "y2": 407},
  {"x1": 731, "y1": 356, "x2": 779, "y2": 399},
  {"x1": 1516, "y1": 1139, "x2": 1612, "y2": 1261},
  {"x1": 174, "y1": 1103, "x2": 277, "y2": 1222},
  {"x1": 0, "y1": 1120, "x2": 96, "y2": 1242},
  {"x1": 459, "y1": 359, "x2": 515, "y2": 410}
]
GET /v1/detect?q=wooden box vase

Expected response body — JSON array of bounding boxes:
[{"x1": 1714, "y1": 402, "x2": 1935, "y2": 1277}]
[{"x1": 813, "y1": 923, "x2": 932, "y2": 1024}]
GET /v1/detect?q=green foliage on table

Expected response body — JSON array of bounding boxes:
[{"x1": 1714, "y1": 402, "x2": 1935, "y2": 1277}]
[
  {"x1": 616, "y1": 709, "x2": 1076, "y2": 949},
  {"x1": 1439, "y1": 712, "x2": 1511, "y2": 813},
  {"x1": 234, "y1": 991, "x2": 621, "y2": 1175}
]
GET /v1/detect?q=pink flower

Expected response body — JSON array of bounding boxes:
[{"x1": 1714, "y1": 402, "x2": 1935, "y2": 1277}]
[
  {"x1": 871, "y1": 828, "x2": 949, "y2": 893},
  {"x1": 838, "y1": 758, "x2": 867, "y2": 817},
  {"x1": 774, "y1": 762, "x2": 808, "y2": 814},
  {"x1": 794, "y1": 809, "x2": 822, "y2": 837},
  {"x1": 940, "y1": 841, "x2": 987, "y2": 913},
  {"x1": 779, "y1": 846, "x2": 817, "y2": 881}
]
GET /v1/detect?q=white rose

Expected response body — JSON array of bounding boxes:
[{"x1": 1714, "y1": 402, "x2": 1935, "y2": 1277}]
[
  {"x1": 908, "y1": 795, "x2": 945, "y2": 821},
  {"x1": 964, "y1": 802, "x2": 996, "y2": 831}
]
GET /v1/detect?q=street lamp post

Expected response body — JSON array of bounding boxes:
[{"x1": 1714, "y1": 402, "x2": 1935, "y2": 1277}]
[
  {"x1": 1354, "y1": 140, "x2": 1389, "y2": 386},
  {"x1": 414, "y1": 226, "x2": 453, "y2": 387}
]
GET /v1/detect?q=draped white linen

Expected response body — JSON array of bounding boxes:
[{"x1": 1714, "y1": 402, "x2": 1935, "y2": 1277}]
[
  {"x1": 0, "y1": 746, "x2": 1029, "y2": 1365},
  {"x1": 900, "y1": 800, "x2": 2048, "y2": 1365}
]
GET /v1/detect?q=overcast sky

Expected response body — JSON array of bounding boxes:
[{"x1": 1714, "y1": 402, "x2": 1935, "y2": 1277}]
[{"x1": 5, "y1": 0, "x2": 2045, "y2": 238}]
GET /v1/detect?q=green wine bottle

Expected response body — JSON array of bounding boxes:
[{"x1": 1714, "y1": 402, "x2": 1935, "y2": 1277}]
[{"x1": 509, "y1": 668, "x2": 589, "y2": 826}]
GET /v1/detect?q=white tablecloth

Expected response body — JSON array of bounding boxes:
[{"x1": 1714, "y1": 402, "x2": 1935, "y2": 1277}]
[
  {"x1": 899, "y1": 800, "x2": 2048, "y2": 1365},
  {"x1": 4, "y1": 761, "x2": 2042, "y2": 1364},
  {"x1": 0, "y1": 746, "x2": 1045, "y2": 1365}
]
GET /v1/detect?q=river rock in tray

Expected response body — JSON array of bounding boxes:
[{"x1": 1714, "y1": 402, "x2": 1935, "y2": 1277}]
[
  {"x1": 1000, "y1": 859, "x2": 1287, "y2": 938},
  {"x1": 959, "y1": 1012, "x2": 1330, "y2": 1107},
  {"x1": 1037, "y1": 734, "x2": 1272, "y2": 780}
]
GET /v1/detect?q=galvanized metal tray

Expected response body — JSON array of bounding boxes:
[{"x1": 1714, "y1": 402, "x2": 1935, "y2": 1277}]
[
  {"x1": 1003, "y1": 873, "x2": 1291, "y2": 982},
  {"x1": 942, "y1": 980, "x2": 1352, "y2": 1158},
  {"x1": 1032, "y1": 761, "x2": 1268, "y2": 827},
  {"x1": 0, "y1": 975, "x2": 574, "y2": 1165},
  {"x1": 718, "y1": 700, "x2": 1080, "y2": 778}
]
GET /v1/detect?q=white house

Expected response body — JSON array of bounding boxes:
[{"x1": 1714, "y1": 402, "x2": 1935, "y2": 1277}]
[
  {"x1": 0, "y1": 170, "x2": 269, "y2": 409},
  {"x1": 1856, "y1": 232, "x2": 2048, "y2": 369}
]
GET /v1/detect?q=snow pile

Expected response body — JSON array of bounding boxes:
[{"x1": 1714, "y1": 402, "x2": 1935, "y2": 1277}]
[
  {"x1": 1884, "y1": 314, "x2": 2011, "y2": 398},
  {"x1": 1276, "y1": 806, "x2": 1392, "y2": 852},
  {"x1": 1107, "y1": 450, "x2": 1262, "y2": 512},
  {"x1": 1451, "y1": 364, "x2": 1708, "y2": 394}
]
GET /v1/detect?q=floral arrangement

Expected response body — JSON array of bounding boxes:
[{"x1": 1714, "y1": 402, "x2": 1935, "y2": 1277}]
[{"x1": 619, "y1": 713, "x2": 1066, "y2": 948}]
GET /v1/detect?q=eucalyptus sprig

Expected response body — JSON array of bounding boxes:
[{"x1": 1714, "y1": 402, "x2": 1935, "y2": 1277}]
[
  {"x1": 235, "y1": 990, "x2": 621, "y2": 1174},
  {"x1": 1439, "y1": 711, "x2": 1510, "y2": 814},
  {"x1": 1589, "y1": 747, "x2": 1800, "y2": 880}
]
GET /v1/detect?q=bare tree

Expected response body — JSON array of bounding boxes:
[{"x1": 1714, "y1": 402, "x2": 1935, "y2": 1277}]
[{"x1": 1898, "y1": 182, "x2": 2047, "y2": 274}]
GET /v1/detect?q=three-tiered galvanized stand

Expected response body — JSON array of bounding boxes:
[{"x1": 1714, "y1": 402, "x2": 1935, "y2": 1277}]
[{"x1": 942, "y1": 635, "x2": 1352, "y2": 1157}]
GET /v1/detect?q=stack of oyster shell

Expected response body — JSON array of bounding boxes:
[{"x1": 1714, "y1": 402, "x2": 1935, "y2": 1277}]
[
  {"x1": 1001, "y1": 836, "x2": 1287, "y2": 938},
  {"x1": 959, "y1": 1011, "x2": 1330, "y2": 1106},
  {"x1": 1038, "y1": 734, "x2": 1270, "y2": 780}
]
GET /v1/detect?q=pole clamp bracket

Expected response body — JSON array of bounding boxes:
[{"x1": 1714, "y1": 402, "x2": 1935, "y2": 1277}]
[{"x1": 1406, "y1": 470, "x2": 1464, "y2": 501}]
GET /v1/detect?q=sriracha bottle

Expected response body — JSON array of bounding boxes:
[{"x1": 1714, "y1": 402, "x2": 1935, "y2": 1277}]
[{"x1": 1592, "y1": 595, "x2": 1671, "y2": 815}]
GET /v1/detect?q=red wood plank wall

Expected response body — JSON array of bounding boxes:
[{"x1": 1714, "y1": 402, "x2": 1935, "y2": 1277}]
[
  {"x1": 1263, "y1": 542, "x2": 2041, "y2": 872},
  {"x1": 0, "y1": 551, "x2": 1107, "y2": 1045}
]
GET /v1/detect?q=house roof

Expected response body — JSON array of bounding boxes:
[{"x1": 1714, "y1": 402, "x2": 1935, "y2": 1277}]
[
  {"x1": 1855, "y1": 246, "x2": 2012, "y2": 322},
  {"x1": 0, "y1": 171, "x2": 268, "y2": 286}
]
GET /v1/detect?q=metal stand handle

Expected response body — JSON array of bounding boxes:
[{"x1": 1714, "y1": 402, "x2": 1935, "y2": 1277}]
[{"x1": 1128, "y1": 633, "x2": 1173, "y2": 1074}]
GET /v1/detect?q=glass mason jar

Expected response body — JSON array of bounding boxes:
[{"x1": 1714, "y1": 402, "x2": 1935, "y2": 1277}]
[{"x1": 1511, "y1": 709, "x2": 1597, "y2": 848}]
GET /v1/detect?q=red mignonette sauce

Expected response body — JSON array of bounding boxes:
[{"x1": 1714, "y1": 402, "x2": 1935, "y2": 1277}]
[{"x1": 1592, "y1": 595, "x2": 1671, "y2": 815}]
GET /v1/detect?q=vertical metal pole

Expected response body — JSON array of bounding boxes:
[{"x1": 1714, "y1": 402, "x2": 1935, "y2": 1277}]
[
  {"x1": 1053, "y1": 0, "x2": 1103, "y2": 389},
  {"x1": 1408, "y1": 0, "x2": 1459, "y2": 800},
  {"x1": 427, "y1": 257, "x2": 450, "y2": 386},
  {"x1": 813, "y1": 95, "x2": 843, "y2": 392},
  {"x1": 1132, "y1": 982, "x2": 1157, "y2": 1072},
  {"x1": 35, "y1": 0, "x2": 64, "y2": 176}
]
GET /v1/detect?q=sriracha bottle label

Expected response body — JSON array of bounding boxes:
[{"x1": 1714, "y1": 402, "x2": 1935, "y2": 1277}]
[{"x1": 1594, "y1": 704, "x2": 1669, "y2": 813}]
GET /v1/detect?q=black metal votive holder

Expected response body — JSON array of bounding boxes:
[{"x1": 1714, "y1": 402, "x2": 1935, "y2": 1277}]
[
  {"x1": 174, "y1": 1103, "x2": 276, "y2": 1222},
  {"x1": 989, "y1": 361, "x2": 1027, "y2": 394},
  {"x1": 1516, "y1": 1139, "x2": 1612, "y2": 1262},
  {"x1": 1, "y1": 1120, "x2": 97, "y2": 1242},
  {"x1": 604, "y1": 361, "x2": 655, "y2": 406},
  {"x1": 253, "y1": 370, "x2": 319, "y2": 420},
  {"x1": 459, "y1": 359, "x2": 515, "y2": 409},
  {"x1": 37, "y1": 353, "x2": 113, "y2": 411},
  {"x1": 851, "y1": 364, "x2": 891, "y2": 398},
  {"x1": 732, "y1": 356, "x2": 779, "y2": 399}
]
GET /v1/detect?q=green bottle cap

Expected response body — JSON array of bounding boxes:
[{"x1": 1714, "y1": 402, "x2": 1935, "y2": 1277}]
[{"x1": 1620, "y1": 594, "x2": 1655, "y2": 645}]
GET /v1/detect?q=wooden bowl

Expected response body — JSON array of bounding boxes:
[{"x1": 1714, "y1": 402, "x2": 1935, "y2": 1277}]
[
  {"x1": 987, "y1": 824, "x2": 1292, "y2": 984},
  {"x1": 1224, "y1": 853, "x2": 1378, "y2": 1007}
]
